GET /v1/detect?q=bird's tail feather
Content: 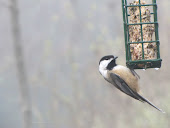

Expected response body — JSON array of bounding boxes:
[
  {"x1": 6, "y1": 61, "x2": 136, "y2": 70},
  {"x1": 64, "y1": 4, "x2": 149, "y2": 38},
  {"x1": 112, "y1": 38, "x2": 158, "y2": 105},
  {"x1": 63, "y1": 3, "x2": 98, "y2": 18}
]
[{"x1": 138, "y1": 94, "x2": 165, "y2": 113}]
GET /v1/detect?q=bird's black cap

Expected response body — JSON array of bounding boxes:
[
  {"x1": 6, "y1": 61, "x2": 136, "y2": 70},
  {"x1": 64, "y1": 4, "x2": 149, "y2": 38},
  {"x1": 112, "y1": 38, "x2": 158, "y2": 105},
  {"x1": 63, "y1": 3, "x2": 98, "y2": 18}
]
[{"x1": 99, "y1": 55, "x2": 118, "y2": 65}]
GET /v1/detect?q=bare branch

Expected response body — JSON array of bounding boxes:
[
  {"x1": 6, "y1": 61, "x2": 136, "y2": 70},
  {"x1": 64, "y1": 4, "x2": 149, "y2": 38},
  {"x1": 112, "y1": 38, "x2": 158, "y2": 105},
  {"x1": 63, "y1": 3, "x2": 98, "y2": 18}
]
[{"x1": 9, "y1": 0, "x2": 32, "y2": 128}]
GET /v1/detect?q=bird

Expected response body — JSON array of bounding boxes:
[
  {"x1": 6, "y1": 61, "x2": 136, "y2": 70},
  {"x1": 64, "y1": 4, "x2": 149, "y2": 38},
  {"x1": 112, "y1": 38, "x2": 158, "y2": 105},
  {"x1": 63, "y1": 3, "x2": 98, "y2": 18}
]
[{"x1": 99, "y1": 55, "x2": 164, "y2": 113}]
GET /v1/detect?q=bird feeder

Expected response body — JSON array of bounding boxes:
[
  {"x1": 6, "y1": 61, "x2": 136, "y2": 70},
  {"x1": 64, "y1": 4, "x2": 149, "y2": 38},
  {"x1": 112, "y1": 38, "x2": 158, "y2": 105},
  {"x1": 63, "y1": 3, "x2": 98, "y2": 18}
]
[{"x1": 121, "y1": 0, "x2": 162, "y2": 69}]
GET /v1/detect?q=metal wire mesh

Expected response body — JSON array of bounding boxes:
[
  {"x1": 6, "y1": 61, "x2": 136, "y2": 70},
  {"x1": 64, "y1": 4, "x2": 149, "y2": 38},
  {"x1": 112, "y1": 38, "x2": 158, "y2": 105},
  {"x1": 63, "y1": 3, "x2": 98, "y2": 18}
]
[{"x1": 122, "y1": 0, "x2": 162, "y2": 69}]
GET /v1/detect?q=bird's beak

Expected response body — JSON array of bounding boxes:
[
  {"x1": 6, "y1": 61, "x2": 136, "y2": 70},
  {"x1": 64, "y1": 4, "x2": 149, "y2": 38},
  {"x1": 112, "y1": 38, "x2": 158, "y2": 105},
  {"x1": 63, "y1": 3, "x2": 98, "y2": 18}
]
[{"x1": 113, "y1": 56, "x2": 118, "y2": 60}]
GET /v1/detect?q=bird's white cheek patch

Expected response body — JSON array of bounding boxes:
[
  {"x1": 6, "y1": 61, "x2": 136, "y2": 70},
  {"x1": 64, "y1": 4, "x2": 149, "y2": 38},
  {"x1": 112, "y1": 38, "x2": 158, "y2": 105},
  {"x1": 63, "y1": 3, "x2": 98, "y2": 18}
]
[
  {"x1": 99, "y1": 69, "x2": 108, "y2": 78},
  {"x1": 99, "y1": 58, "x2": 113, "y2": 78},
  {"x1": 100, "y1": 60, "x2": 109, "y2": 68}
]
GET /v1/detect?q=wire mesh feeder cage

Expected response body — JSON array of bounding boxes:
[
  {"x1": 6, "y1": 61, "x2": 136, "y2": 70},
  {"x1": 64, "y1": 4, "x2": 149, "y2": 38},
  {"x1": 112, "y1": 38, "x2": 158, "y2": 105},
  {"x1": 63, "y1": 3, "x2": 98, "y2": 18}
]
[{"x1": 121, "y1": 0, "x2": 162, "y2": 69}]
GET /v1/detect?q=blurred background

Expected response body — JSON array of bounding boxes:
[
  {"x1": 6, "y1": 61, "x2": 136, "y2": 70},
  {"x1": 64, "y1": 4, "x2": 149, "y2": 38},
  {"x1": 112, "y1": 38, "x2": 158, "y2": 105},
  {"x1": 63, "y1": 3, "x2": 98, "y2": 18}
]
[{"x1": 0, "y1": 0, "x2": 170, "y2": 128}]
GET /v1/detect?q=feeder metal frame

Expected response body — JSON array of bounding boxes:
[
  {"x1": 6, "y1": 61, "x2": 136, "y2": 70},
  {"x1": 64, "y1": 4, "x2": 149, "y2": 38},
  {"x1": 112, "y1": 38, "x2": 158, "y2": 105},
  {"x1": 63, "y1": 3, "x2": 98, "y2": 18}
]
[{"x1": 121, "y1": 0, "x2": 162, "y2": 69}]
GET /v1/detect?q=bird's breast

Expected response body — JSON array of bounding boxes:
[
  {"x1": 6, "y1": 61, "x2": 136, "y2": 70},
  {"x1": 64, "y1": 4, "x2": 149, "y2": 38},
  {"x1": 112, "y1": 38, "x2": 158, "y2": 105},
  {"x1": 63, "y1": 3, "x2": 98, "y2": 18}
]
[{"x1": 110, "y1": 65, "x2": 140, "y2": 92}]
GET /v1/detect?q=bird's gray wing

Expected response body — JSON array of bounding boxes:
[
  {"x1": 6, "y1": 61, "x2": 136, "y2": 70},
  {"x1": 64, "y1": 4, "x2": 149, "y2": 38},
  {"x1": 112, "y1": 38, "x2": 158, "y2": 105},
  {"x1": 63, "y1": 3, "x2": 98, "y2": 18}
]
[
  {"x1": 109, "y1": 73, "x2": 164, "y2": 113},
  {"x1": 109, "y1": 73, "x2": 142, "y2": 101},
  {"x1": 130, "y1": 68, "x2": 140, "y2": 79}
]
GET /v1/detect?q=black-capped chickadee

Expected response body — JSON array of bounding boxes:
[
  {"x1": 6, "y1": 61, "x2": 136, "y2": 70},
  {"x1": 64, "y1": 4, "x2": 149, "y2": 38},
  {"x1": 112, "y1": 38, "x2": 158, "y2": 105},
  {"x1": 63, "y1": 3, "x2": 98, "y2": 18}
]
[{"x1": 99, "y1": 55, "x2": 164, "y2": 113}]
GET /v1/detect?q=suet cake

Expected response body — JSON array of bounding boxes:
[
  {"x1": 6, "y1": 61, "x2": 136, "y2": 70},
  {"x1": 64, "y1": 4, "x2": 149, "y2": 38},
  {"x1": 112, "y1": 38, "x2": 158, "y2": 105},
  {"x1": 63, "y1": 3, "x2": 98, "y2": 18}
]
[{"x1": 128, "y1": 0, "x2": 157, "y2": 61}]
